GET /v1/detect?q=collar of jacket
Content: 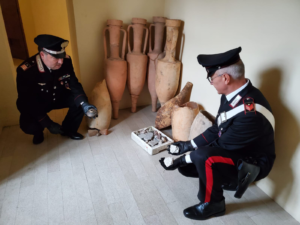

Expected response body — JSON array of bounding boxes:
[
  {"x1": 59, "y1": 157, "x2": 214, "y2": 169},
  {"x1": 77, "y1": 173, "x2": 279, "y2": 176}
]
[
  {"x1": 36, "y1": 53, "x2": 52, "y2": 73},
  {"x1": 222, "y1": 80, "x2": 253, "y2": 107}
]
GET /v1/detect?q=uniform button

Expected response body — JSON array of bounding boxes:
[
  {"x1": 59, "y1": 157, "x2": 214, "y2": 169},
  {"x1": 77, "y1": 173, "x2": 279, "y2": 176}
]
[
  {"x1": 46, "y1": 90, "x2": 48, "y2": 92},
  {"x1": 53, "y1": 98, "x2": 56, "y2": 101},
  {"x1": 54, "y1": 86, "x2": 56, "y2": 89},
  {"x1": 53, "y1": 93, "x2": 55, "y2": 95},
  {"x1": 65, "y1": 81, "x2": 67, "y2": 83},
  {"x1": 41, "y1": 89, "x2": 43, "y2": 91}
]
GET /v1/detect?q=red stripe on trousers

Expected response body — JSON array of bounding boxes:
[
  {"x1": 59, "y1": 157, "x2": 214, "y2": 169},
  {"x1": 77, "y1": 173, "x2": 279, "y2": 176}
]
[{"x1": 205, "y1": 156, "x2": 235, "y2": 203}]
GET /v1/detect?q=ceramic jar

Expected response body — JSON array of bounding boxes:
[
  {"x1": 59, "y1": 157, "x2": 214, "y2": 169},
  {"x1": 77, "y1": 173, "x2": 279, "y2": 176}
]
[
  {"x1": 155, "y1": 19, "x2": 181, "y2": 106},
  {"x1": 86, "y1": 79, "x2": 112, "y2": 136},
  {"x1": 147, "y1": 16, "x2": 167, "y2": 112},
  {"x1": 189, "y1": 111, "x2": 214, "y2": 140},
  {"x1": 171, "y1": 102, "x2": 199, "y2": 142},
  {"x1": 127, "y1": 18, "x2": 149, "y2": 113},
  {"x1": 103, "y1": 19, "x2": 127, "y2": 119},
  {"x1": 155, "y1": 82, "x2": 193, "y2": 129}
]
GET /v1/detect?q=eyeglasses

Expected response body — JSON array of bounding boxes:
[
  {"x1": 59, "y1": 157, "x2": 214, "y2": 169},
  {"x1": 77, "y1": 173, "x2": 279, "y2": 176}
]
[{"x1": 207, "y1": 73, "x2": 223, "y2": 83}]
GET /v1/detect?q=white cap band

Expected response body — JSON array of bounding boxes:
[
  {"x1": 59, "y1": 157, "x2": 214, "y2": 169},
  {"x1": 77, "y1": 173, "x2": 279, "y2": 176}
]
[{"x1": 43, "y1": 48, "x2": 65, "y2": 55}]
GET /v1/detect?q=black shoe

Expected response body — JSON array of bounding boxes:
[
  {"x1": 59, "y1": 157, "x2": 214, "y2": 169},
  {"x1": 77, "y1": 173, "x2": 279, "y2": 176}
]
[
  {"x1": 33, "y1": 132, "x2": 44, "y2": 144},
  {"x1": 222, "y1": 183, "x2": 238, "y2": 191},
  {"x1": 183, "y1": 199, "x2": 226, "y2": 220},
  {"x1": 61, "y1": 131, "x2": 84, "y2": 140}
]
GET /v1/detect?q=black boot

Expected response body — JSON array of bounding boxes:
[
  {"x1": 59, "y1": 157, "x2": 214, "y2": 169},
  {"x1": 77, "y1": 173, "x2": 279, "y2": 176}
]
[
  {"x1": 183, "y1": 199, "x2": 225, "y2": 220},
  {"x1": 33, "y1": 132, "x2": 44, "y2": 145},
  {"x1": 61, "y1": 130, "x2": 84, "y2": 140}
]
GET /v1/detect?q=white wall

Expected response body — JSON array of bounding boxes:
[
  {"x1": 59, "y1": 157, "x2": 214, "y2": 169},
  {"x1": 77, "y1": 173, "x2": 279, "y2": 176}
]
[
  {"x1": 164, "y1": 0, "x2": 300, "y2": 222},
  {"x1": 72, "y1": 0, "x2": 165, "y2": 109}
]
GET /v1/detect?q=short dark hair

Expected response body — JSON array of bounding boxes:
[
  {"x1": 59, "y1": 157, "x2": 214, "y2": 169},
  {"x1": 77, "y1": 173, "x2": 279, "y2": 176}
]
[{"x1": 38, "y1": 46, "x2": 48, "y2": 55}]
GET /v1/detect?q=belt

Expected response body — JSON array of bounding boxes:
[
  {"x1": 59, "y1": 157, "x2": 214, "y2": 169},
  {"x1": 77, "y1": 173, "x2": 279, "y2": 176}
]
[{"x1": 217, "y1": 104, "x2": 275, "y2": 131}]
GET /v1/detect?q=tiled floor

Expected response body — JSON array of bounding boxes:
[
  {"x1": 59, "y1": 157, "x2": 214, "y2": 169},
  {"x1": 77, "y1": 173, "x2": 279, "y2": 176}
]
[{"x1": 0, "y1": 106, "x2": 298, "y2": 225}]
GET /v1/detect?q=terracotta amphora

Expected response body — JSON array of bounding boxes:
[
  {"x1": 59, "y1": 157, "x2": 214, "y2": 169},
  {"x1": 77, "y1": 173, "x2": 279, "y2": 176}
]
[
  {"x1": 104, "y1": 19, "x2": 127, "y2": 119},
  {"x1": 147, "y1": 16, "x2": 167, "y2": 112},
  {"x1": 189, "y1": 110, "x2": 215, "y2": 140},
  {"x1": 127, "y1": 18, "x2": 149, "y2": 113},
  {"x1": 171, "y1": 102, "x2": 199, "y2": 142},
  {"x1": 156, "y1": 19, "x2": 181, "y2": 106},
  {"x1": 155, "y1": 82, "x2": 193, "y2": 129},
  {"x1": 86, "y1": 79, "x2": 112, "y2": 136}
]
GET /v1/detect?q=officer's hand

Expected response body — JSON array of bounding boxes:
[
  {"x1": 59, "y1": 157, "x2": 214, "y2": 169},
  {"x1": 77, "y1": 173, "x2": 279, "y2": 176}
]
[
  {"x1": 47, "y1": 122, "x2": 63, "y2": 134},
  {"x1": 81, "y1": 102, "x2": 98, "y2": 119},
  {"x1": 167, "y1": 141, "x2": 194, "y2": 155},
  {"x1": 159, "y1": 158, "x2": 178, "y2": 170},
  {"x1": 159, "y1": 156, "x2": 187, "y2": 170}
]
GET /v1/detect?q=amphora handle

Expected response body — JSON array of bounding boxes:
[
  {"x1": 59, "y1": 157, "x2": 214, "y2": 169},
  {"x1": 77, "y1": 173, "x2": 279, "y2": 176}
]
[
  {"x1": 127, "y1": 25, "x2": 133, "y2": 54},
  {"x1": 120, "y1": 28, "x2": 127, "y2": 60},
  {"x1": 148, "y1": 24, "x2": 155, "y2": 53},
  {"x1": 103, "y1": 27, "x2": 109, "y2": 60},
  {"x1": 143, "y1": 26, "x2": 149, "y2": 54}
]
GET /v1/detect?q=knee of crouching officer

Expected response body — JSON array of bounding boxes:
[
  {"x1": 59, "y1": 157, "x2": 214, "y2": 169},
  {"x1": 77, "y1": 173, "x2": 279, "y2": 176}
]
[
  {"x1": 190, "y1": 147, "x2": 211, "y2": 164},
  {"x1": 178, "y1": 167, "x2": 189, "y2": 177},
  {"x1": 19, "y1": 121, "x2": 44, "y2": 135}
]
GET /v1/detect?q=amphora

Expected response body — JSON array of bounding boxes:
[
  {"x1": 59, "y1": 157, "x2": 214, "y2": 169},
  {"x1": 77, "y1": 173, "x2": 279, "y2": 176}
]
[
  {"x1": 155, "y1": 82, "x2": 193, "y2": 129},
  {"x1": 127, "y1": 18, "x2": 149, "y2": 113},
  {"x1": 189, "y1": 111, "x2": 214, "y2": 140},
  {"x1": 156, "y1": 19, "x2": 181, "y2": 106},
  {"x1": 147, "y1": 16, "x2": 167, "y2": 112},
  {"x1": 104, "y1": 19, "x2": 127, "y2": 119},
  {"x1": 171, "y1": 102, "x2": 199, "y2": 142},
  {"x1": 86, "y1": 79, "x2": 112, "y2": 136}
]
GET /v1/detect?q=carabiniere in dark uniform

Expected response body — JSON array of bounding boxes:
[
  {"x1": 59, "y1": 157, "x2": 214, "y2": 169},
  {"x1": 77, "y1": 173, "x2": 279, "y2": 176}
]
[
  {"x1": 159, "y1": 47, "x2": 276, "y2": 220},
  {"x1": 16, "y1": 34, "x2": 97, "y2": 144}
]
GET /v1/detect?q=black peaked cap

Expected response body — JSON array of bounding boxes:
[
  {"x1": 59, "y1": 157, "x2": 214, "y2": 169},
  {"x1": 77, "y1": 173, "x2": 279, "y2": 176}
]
[
  {"x1": 34, "y1": 34, "x2": 69, "y2": 58},
  {"x1": 197, "y1": 47, "x2": 242, "y2": 78}
]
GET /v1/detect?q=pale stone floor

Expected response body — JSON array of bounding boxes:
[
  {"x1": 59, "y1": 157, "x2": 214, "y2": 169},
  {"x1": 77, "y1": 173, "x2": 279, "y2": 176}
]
[{"x1": 0, "y1": 105, "x2": 299, "y2": 225}]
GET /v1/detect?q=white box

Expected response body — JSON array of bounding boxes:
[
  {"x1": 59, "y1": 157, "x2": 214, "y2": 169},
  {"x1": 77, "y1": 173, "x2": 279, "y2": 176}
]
[{"x1": 131, "y1": 126, "x2": 174, "y2": 155}]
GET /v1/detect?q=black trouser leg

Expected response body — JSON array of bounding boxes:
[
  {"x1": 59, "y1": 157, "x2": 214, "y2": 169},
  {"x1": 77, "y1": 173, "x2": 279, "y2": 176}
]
[
  {"x1": 19, "y1": 114, "x2": 44, "y2": 135},
  {"x1": 52, "y1": 92, "x2": 84, "y2": 133},
  {"x1": 178, "y1": 163, "x2": 199, "y2": 178},
  {"x1": 61, "y1": 105, "x2": 84, "y2": 133},
  {"x1": 189, "y1": 147, "x2": 242, "y2": 203}
]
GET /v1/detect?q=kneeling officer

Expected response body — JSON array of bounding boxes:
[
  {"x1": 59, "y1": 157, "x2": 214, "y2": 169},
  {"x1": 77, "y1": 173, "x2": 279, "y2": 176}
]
[{"x1": 16, "y1": 34, "x2": 97, "y2": 144}]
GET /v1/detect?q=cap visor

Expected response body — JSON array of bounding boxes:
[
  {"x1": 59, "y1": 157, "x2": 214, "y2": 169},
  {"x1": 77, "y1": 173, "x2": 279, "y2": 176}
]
[{"x1": 50, "y1": 52, "x2": 66, "y2": 59}]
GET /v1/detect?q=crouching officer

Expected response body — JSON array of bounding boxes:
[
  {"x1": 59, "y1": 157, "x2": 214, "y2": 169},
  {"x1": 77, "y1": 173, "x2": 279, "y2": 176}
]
[
  {"x1": 159, "y1": 47, "x2": 276, "y2": 220},
  {"x1": 16, "y1": 34, "x2": 97, "y2": 144}
]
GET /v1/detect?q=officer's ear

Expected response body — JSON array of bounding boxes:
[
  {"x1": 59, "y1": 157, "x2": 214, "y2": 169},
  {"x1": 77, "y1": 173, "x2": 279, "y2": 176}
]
[
  {"x1": 40, "y1": 51, "x2": 45, "y2": 59},
  {"x1": 223, "y1": 73, "x2": 231, "y2": 85}
]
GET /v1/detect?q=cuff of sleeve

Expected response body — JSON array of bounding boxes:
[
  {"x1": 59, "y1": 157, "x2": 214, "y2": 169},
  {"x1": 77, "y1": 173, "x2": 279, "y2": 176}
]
[
  {"x1": 38, "y1": 115, "x2": 52, "y2": 128},
  {"x1": 74, "y1": 95, "x2": 88, "y2": 107},
  {"x1": 185, "y1": 154, "x2": 192, "y2": 163},
  {"x1": 191, "y1": 140, "x2": 198, "y2": 149}
]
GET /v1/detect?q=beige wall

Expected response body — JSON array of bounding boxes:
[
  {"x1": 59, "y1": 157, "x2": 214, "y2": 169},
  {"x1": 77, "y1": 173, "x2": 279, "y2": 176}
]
[
  {"x1": 164, "y1": 0, "x2": 300, "y2": 222},
  {"x1": 72, "y1": 0, "x2": 165, "y2": 109},
  {"x1": 18, "y1": 0, "x2": 36, "y2": 56},
  {"x1": 0, "y1": 7, "x2": 20, "y2": 129}
]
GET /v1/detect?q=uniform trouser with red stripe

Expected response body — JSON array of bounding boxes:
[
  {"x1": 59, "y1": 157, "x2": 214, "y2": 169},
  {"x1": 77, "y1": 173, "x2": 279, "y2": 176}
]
[{"x1": 178, "y1": 146, "x2": 243, "y2": 203}]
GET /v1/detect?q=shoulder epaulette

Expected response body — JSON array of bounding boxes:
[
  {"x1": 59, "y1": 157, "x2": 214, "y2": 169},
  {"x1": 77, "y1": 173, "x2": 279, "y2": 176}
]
[{"x1": 19, "y1": 57, "x2": 37, "y2": 71}]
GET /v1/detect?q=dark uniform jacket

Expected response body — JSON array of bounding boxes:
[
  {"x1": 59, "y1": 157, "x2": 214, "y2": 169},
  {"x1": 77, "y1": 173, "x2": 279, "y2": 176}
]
[
  {"x1": 16, "y1": 53, "x2": 87, "y2": 127},
  {"x1": 193, "y1": 80, "x2": 275, "y2": 179}
]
